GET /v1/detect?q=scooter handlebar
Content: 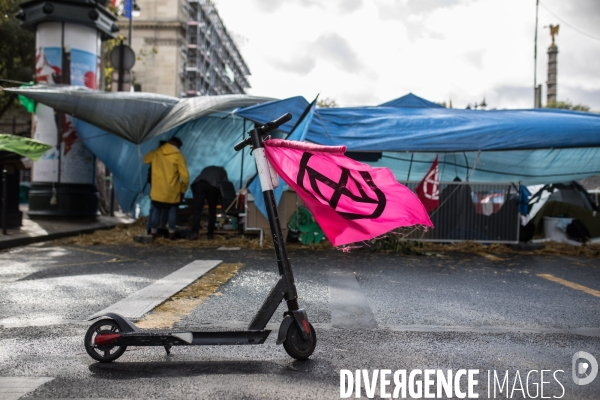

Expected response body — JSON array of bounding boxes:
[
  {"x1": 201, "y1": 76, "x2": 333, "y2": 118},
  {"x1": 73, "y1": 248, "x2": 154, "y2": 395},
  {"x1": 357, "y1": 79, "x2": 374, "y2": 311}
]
[
  {"x1": 234, "y1": 138, "x2": 251, "y2": 151},
  {"x1": 234, "y1": 113, "x2": 293, "y2": 151},
  {"x1": 257, "y1": 113, "x2": 292, "y2": 135}
]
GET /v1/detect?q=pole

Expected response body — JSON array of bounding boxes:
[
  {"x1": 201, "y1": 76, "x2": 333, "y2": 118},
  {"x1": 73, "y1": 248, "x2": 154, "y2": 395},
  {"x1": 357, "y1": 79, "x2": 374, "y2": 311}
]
[
  {"x1": 2, "y1": 166, "x2": 7, "y2": 235},
  {"x1": 118, "y1": 39, "x2": 124, "y2": 92},
  {"x1": 534, "y1": 0, "x2": 539, "y2": 107},
  {"x1": 128, "y1": 15, "x2": 133, "y2": 46},
  {"x1": 109, "y1": 171, "x2": 115, "y2": 216},
  {"x1": 240, "y1": 119, "x2": 246, "y2": 191}
]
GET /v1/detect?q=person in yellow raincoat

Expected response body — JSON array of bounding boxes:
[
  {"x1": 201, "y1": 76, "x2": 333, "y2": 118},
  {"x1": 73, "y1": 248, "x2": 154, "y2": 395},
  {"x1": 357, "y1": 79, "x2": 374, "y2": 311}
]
[{"x1": 143, "y1": 137, "x2": 189, "y2": 240}]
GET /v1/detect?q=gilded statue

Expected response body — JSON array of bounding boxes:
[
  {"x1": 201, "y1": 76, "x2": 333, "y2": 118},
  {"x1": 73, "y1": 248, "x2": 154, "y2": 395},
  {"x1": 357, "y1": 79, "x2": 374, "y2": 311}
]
[{"x1": 549, "y1": 24, "x2": 559, "y2": 45}]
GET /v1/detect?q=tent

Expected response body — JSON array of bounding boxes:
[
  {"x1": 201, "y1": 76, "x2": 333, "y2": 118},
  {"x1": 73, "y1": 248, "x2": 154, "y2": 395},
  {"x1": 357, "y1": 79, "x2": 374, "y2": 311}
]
[
  {"x1": 7, "y1": 85, "x2": 600, "y2": 216},
  {"x1": 234, "y1": 94, "x2": 600, "y2": 185},
  {"x1": 378, "y1": 92, "x2": 444, "y2": 108},
  {"x1": 3, "y1": 85, "x2": 274, "y2": 214}
]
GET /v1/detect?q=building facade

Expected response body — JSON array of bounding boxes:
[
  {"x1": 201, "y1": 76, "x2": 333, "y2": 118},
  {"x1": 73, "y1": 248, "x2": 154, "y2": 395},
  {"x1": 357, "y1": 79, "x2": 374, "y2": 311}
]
[{"x1": 120, "y1": 0, "x2": 250, "y2": 97}]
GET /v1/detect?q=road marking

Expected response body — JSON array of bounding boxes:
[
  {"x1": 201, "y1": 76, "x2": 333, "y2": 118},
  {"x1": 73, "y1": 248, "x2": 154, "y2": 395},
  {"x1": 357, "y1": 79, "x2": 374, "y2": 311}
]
[
  {"x1": 0, "y1": 377, "x2": 53, "y2": 400},
  {"x1": 90, "y1": 260, "x2": 222, "y2": 320},
  {"x1": 381, "y1": 325, "x2": 600, "y2": 337},
  {"x1": 329, "y1": 270, "x2": 377, "y2": 330},
  {"x1": 136, "y1": 263, "x2": 244, "y2": 329},
  {"x1": 537, "y1": 273, "x2": 600, "y2": 298}
]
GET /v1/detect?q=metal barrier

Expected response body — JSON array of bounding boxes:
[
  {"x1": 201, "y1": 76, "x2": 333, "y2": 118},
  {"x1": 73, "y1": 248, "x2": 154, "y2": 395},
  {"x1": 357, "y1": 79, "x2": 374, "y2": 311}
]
[
  {"x1": 243, "y1": 181, "x2": 521, "y2": 245},
  {"x1": 400, "y1": 181, "x2": 520, "y2": 243}
]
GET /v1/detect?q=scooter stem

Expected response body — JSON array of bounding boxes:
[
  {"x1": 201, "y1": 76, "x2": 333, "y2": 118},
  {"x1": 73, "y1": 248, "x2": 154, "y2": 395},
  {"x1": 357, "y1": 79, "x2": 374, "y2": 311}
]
[{"x1": 250, "y1": 128, "x2": 299, "y2": 309}]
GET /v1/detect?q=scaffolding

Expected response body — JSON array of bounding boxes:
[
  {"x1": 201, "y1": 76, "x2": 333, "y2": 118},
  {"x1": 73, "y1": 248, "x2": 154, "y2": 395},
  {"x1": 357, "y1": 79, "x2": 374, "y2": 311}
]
[{"x1": 185, "y1": 0, "x2": 251, "y2": 96}]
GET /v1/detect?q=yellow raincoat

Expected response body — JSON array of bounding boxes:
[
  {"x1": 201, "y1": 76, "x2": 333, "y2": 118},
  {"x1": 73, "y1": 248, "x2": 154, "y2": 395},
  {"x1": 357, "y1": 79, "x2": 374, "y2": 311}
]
[{"x1": 143, "y1": 143, "x2": 189, "y2": 204}]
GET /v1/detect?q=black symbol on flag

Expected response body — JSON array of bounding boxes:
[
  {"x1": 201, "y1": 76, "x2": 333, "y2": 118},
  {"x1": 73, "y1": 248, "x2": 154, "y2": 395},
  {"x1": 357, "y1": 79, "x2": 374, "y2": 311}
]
[{"x1": 296, "y1": 152, "x2": 386, "y2": 220}]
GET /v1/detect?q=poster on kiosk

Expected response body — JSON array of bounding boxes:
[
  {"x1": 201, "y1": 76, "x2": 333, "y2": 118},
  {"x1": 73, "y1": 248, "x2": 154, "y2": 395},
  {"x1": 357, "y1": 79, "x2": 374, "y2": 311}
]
[{"x1": 33, "y1": 22, "x2": 101, "y2": 185}]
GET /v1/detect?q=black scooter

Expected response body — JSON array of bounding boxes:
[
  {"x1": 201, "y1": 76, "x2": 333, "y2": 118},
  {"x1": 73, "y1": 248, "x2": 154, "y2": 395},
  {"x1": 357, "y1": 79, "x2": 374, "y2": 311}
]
[{"x1": 84, "y1": 113, "x2": 316, "y2": 362}]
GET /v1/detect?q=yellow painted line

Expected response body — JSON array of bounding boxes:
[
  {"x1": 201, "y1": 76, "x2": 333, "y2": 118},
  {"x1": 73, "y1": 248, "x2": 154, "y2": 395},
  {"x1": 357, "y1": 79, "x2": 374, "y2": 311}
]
[
  {"x1": 537, "y1": 274, "x2": 600, "y2": 298},
  {"x1": 137, "y1": 263, "x2": 244, "y2": 329},
  {"x1": 477, "y1": 252, "x2": 504, "y2": 261}
]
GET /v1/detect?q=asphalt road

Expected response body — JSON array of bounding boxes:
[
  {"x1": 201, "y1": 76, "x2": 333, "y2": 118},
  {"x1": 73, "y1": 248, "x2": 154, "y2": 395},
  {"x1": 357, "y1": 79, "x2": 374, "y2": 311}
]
[{"x1": 0, "y1": 241, "x2": 599, "y2": 399}]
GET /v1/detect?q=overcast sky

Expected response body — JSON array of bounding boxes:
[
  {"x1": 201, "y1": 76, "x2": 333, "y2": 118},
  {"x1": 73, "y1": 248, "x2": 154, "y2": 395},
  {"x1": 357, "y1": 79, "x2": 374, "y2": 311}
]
[{"x1": 214, "y1": 0, "x2": 600, "y2": 111}]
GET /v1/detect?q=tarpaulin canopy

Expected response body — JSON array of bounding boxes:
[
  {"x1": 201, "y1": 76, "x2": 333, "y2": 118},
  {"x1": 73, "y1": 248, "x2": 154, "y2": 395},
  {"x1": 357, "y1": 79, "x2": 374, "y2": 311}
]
[
  {"x1": 379, "y1": 93, "x2": 444, "y2": 108},
  {"x1": 3, "y1": 85, "x2": 272, "y2": 144},
  {"x1": 4, "y1": 85, "x2": 275, "y2": 214},
  {"x1": 233, "y1": 96, "x2": 309, "y2": 133},
  {"x1": 73, "y1": 111, "x2": 261, "y2": 215},
  {"x1": 304, "y1": 107, "x2": 600, "y2": 152},
  {"x1": 10, "y1": 84, "x2": 600, "y2": 213},
  {"x1": 234, "y1": 94, "x2": 600, "y2": 184}
]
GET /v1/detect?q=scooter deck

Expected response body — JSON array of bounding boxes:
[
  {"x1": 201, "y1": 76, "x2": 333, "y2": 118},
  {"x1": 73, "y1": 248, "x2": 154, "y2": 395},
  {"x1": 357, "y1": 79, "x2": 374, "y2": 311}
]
[{"x1": 96, "y1": 330, "x2": 272, "y2": 347}]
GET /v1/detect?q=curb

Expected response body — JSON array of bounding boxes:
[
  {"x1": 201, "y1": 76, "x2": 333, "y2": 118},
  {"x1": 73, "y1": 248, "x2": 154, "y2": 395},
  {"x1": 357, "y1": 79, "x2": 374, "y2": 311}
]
[{"x1": 0, "y1": 222, "x2": 128, "y2": 251}]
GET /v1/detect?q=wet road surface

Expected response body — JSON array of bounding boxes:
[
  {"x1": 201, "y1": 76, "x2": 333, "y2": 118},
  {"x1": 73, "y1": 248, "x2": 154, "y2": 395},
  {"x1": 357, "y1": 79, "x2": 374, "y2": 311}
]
[{"x1": 0, "y1": 242, "x2": 599, "y2": 399}]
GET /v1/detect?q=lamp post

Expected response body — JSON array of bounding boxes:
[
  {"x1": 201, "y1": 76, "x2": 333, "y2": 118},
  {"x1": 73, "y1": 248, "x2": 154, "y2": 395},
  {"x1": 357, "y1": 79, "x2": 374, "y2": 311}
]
[
  {"x1": 124, "y1": 0, "x2": 141, "y2": 46},
  {"x1": 17, "y1": 0, "x2": 118, "y2": 218},
  {"x1": 534, "y1": 0, "x2": 540, "y2": 107}
]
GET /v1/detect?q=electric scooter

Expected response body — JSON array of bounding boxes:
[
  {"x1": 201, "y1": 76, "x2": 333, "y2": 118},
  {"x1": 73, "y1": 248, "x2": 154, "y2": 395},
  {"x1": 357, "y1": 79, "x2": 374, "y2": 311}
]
[{"x1": 84, "y1": 113, "x2": 316, "y2": 363}]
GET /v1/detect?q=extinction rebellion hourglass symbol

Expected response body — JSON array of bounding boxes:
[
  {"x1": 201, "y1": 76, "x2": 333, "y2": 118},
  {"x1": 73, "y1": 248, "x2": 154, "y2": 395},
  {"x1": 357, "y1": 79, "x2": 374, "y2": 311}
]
[
  {"x1": 422, "y1": 167, "x2": 439, "y2": 201},
  {"x1": 296, "y1": 152, "x2": 386, "y2": 220}
]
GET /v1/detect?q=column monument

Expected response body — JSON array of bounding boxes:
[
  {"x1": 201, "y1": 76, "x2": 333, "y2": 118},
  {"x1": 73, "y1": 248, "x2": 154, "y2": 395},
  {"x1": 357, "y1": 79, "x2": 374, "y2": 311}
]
[{"x1": 546, "y1": 24, "x2": 559, "y2": 105}]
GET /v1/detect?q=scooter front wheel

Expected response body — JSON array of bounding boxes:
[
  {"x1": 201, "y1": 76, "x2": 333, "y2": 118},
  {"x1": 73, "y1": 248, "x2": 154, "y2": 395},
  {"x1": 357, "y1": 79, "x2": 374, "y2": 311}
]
[
  {"x1": 283, "y1": 321, "x2": 316, "y2": 360},
  {"x1": 84, "y1": 319, "x2": 127, "y2": 363}
]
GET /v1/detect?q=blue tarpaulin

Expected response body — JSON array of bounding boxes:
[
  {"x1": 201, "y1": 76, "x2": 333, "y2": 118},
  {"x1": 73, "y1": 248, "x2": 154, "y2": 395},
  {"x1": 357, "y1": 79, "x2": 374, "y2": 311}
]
[
  {"x1": 233, "y1": 94, "x2": 600, "y2": 185},
  {"x1": 8, "y1": 85, "x2": 600, "y2": 214},
  {"x1": 379, "y1": 93, "x2": 444, "y2": 108},
  {"x1": 74, "y1": 112, "x2": 260, "y2": 216},
  {"x1": 248, "y1": 98, "x2": 318, "y2": 219},
  {"x1": 234, "y1": 96, "x2": 309, "y2": 134},
  {"x1": 304, "y1": 107, "x2": 600, "y2": 152}
]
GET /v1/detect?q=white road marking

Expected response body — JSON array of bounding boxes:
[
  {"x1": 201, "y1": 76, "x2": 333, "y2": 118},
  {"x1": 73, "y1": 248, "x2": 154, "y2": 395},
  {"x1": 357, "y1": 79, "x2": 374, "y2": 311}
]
[
  {"x1": 90, "y1": 260, "x2": 222, "y2": 320},
  {"x1": 0, "y1": 377, "x2": 53, "y2": 400},
  {"x1": 329, "y1": 270, "x2": 377, "y2": 330},
  {"x1": 381, "y1": 325, "x2": 600, "y2": 337}
]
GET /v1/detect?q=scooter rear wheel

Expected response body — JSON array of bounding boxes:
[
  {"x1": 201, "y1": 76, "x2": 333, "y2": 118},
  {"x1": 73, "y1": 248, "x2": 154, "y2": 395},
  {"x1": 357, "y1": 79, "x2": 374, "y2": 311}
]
[
  {"x1": 283, "y1": 321, "x2": 316, "y2": 360},
  {"x1": 84, "y1": 319, "x2": 127, "y2": 363}
]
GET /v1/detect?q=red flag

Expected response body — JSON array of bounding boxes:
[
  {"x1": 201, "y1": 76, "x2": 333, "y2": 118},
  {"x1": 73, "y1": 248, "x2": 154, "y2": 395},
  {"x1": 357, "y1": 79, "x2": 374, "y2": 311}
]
[
  {"x1": 416, "y1": 156, "x2": 439, "y2": 212},
  {"x1": 263, "y1": 139, "x2": 432, "y2": 246}
]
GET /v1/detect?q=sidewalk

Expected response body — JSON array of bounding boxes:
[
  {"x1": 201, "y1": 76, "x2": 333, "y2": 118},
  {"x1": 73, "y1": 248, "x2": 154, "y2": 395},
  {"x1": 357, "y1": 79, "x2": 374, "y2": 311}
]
[{"x1": 0, "y1": 205, "x2": 135, "y2": 250}]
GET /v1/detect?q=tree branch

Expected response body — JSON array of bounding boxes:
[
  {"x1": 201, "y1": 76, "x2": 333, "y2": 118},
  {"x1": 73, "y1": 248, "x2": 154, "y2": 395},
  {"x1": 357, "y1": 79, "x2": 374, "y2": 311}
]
[{"x1": 0, "y1": 92, "x2": 17, "y2": 121}]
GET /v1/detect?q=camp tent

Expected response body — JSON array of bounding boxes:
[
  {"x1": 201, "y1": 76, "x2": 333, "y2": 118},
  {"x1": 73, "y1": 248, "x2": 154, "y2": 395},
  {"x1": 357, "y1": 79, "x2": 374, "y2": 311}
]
[
  {"x1": 7, "y1": 85, "x2": 600, "y2": 215},
  {"x1": 234, "y1": 93, "x2": 600, "y2": 185},
  {"x1": 3, "y1": 85, "x2": 274, "y2": 214}
]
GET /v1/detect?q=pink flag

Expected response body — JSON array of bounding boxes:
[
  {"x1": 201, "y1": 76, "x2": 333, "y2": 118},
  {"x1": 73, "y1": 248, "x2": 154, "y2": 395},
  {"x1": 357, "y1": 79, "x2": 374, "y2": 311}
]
[{"x1": 263, "y1": 139, "x2": 433, "y2": 246}]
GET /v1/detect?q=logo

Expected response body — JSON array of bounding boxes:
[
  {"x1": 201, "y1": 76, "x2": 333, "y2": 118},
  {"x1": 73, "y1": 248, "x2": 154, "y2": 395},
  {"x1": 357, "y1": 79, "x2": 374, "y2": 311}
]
[
  {"x1": 421, "y1": 165, "x2": 439, "y2": 201},
  {"x1": 572, "y1": 351, "x2": 598, "y2": 385},
  {"x1": 296, "y1": 152, "x2": 386, "y2": 220}
]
